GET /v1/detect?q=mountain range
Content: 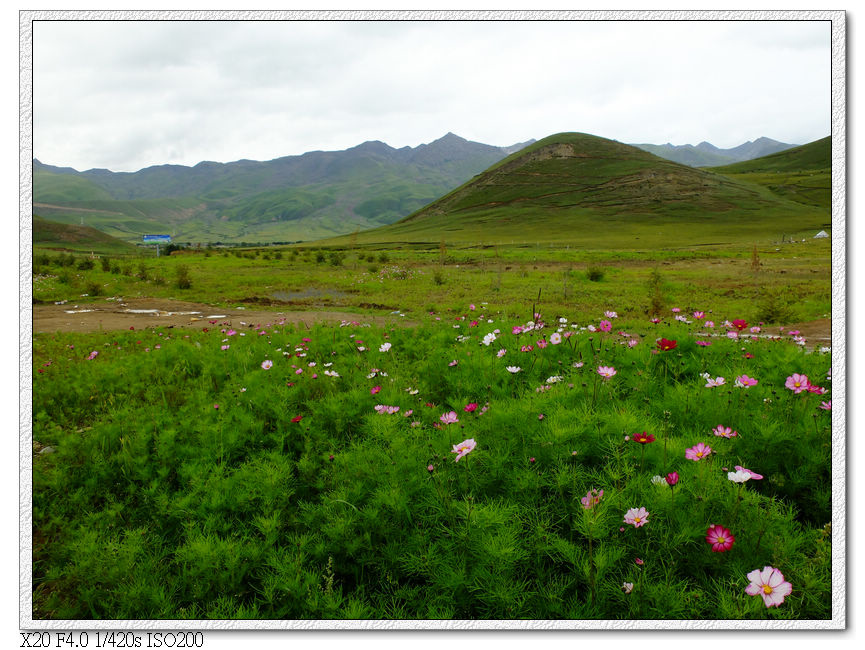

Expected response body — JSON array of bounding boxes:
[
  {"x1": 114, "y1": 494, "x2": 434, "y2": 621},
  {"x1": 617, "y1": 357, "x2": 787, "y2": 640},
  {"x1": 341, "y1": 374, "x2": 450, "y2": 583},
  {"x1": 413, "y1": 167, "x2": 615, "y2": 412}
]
[
  {"x1": 631, "y1": 137, "x2": 797, "y2": 167},
  {"x1": 32, "y1": 133, "x2": 806, "y2": 245}
]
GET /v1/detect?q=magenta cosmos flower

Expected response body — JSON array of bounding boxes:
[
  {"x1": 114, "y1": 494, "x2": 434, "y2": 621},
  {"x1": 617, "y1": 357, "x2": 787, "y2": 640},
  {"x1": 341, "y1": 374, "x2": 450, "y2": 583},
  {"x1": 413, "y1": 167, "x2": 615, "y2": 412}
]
[
  {"x1": 623, "y1": 507, "x2": 649, "y2": 528},
  {"x1": 685, "y1": 442, "x2": 712, "y2": 461},
  {"x1": 785, "y1": 373, "x2": 810, "y2": 393},
  {"x1": 657, "y1": 338, "x2": 677, "y2": 351},
  {"x1": 632, "y1": 431, "x2": 655, "y2": 444},
  {"x1": 451, "y1": 438, "x2": 476, "y2": 462},
  {"x1": 745, "y1": 566, "x2": 793, "y2": 608},
  {"x1": 705, "y1": 524, "x2": 735, "y2": 552},
  {"x1": 597, "y1": 366, "x2": 617, "y2": 379},
  {"x1": 599, "y1": 320, "x2": 612, "y2": 333},
  {"x1": 735, "y1": 375, "x2": 758, "y2": 388},
  {"x1": 580, "y1": 488, "x2": 603, "y2": 510},
  {"x1": 665, "y1": 472, "x2": 679, "y2": 486}
]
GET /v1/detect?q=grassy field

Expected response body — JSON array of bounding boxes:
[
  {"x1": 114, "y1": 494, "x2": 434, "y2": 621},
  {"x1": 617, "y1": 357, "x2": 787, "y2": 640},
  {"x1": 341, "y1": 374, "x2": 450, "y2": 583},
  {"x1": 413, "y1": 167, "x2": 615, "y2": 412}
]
[
  {"x1": 33, "y1": 238, "x2": 832, "y2": 329},
  {"x1": 31, "y1": 276, "x2": 834, "y2": 620}
]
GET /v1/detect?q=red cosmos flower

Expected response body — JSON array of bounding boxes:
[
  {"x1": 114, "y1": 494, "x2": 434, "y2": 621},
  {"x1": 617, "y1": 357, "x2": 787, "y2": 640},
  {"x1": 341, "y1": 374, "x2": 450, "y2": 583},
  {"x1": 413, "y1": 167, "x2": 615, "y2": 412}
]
[
  {"x1": 657, "y1": 338, "x2": 677, "y2": 351},
  {"x1": 291, "y1": 415, "x2": 303, "y2": 423},
  {"x1": 731, "y1": 319, "x2": 748, "y2": 331},
  {"x1": 632, "y1": 431, "x2": 656, "y2": 444}
]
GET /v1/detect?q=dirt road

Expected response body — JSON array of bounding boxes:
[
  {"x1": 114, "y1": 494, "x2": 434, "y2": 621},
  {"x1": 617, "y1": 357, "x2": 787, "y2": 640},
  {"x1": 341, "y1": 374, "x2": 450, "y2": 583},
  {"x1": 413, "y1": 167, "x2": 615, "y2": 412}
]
[{"x1": 31, "y1": 298, "x2": 406, "y2": 333}]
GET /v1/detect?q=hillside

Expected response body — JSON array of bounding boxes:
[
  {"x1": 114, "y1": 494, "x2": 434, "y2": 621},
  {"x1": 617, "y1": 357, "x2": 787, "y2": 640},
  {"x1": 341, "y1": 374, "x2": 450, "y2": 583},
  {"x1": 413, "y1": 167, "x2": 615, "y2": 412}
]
[
  {"x1": 32, "y1": 215, "x2": 139, "y2": 254},
  {"x1": 32, "y1": 134, "x2": 532, "y2": 244},
  {"x1": 325, "y1": 132, "x2": 829, "y2": 248},
  {"x1": 708, "y1": 137, "x2": 831, "y2": 209}
]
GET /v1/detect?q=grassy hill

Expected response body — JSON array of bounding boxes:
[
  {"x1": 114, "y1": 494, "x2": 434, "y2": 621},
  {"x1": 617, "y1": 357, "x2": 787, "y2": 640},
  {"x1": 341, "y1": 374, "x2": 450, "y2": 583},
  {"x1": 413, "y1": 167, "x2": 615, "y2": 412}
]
[
  {"x1": 32, "y1": 215, "x2": 140, "y2": 254},
  {"x1": 319, "y1": 132, "x2": 829, "y2": 248},
  {"x1": 708, "y1": 137, "x2": 831, "y2": 209}
]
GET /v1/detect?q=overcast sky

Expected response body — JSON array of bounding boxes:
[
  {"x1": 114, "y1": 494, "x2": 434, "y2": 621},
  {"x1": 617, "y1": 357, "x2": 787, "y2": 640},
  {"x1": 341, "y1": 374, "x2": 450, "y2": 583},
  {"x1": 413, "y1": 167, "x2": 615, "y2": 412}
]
[{"x1": 31, "y1": 16, "x2": 832, "y2": 172}]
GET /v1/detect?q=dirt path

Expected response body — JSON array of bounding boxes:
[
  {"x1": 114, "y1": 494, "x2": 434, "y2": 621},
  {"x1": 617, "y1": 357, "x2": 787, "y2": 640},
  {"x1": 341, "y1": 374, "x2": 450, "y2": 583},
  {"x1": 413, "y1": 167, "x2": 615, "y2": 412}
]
[{"x1": 32, "y1": 298, "x2": 407, "y2": 333}]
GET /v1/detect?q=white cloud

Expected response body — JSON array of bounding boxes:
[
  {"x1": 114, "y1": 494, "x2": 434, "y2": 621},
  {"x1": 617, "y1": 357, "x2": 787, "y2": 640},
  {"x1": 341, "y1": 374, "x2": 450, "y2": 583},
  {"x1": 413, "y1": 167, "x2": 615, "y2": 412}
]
[{"x1": 31, "y1": 17, "x2": 831, "y2": 171}]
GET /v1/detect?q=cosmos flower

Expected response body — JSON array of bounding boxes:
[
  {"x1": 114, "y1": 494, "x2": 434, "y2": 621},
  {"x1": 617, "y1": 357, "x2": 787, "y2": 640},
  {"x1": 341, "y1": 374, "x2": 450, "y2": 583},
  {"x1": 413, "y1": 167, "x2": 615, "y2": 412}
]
[
  {"x1": 712, "y1": 425, "x2": 738, "y2": 438},
  {"x1": 734, "y1": 465, "x2": 763, "y2": 480},
  {"x1": 550, "y1": 332, "x2": 562, "y2": 345},
  {"x1": 632, "y1": 431, "x2": 655, "y2": 444},
  {"x1": 451, "y1": 438, "x2": 476, "y2": 462},
  {"x1": 379, "y1": 342, "x2": 392, "y2": 352},
  {"x1": 599, "y1": 320, "x2": 612, "y2": 333},
  {"x1": 597, "y1": 366, "x2": 617, "y2": 379},
  {"x1": 785, "y1": 374, "x2": 810, "y2": 393},
  {"x1": 745, "y1": 566, "x2": 793, "y2": 608},
  {"x1": 685, "y1": 442, "x2": 712, "y2": 461},
  {"x1": 506, "y1": 366, "x2": 522, "y2": 373},
  {"x1": 261, "y1": 360, "x2": 273, "y2": 370},
  {"x1": 580, "y1": 488, "x2": 603, "y2": 510},
  {"x1": 665, "y1": 472, "x2": 679, "y2": 486},
  {"x1": 440, "y1": 411, "x2": 459, "y2": 425},
  {"x1": 624, "y1": 507, "x2": 649, "y2": 528},
  {"x1": 705, "y1": 524, "x2": 735, "y2": 552},
  {"x1": 735, "y1": 375, "x2": 758, "y2": 388},
  {"x1": 657, "y1": 338, "x2": 677, "y2": 351}
]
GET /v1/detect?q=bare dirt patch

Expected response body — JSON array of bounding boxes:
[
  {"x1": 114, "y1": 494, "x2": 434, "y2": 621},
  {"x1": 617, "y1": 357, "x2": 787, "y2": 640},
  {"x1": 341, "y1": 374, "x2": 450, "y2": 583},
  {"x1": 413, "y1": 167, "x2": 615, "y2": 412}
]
[{"x1": 32, "y1": 298, "x2": 408, "y2": 334}]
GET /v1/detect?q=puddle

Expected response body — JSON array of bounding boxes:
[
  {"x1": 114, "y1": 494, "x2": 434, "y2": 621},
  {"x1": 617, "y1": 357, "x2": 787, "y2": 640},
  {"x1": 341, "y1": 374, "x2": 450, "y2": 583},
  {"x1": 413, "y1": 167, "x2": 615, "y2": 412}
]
[
  {"x1": 64, "y1": 309, "x2": 97, "y2": 314},
  {"x1": 271, "y1": 288, "x2": 349, "y2": 301}
]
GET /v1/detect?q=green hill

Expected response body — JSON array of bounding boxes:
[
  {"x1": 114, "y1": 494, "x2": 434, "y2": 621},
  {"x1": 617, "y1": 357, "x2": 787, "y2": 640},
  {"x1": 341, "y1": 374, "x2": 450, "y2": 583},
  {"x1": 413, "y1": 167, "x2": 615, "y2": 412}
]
[
  {"x1": 322, "y1": 132, "x2": 829, "y2": 248},
  {"x1": 32, "y1": 215, "x2": 139, "y2": 254},
  {"x1": 708, "y1": 137, "x2": 830, "y2": 209}
]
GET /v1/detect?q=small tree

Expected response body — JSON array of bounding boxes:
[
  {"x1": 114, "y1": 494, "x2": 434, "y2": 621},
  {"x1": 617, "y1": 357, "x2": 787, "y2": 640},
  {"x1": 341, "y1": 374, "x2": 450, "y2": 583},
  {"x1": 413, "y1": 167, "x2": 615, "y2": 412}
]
[{"x1": 176, "y1": 264, "x2": 192, "y2": 290}]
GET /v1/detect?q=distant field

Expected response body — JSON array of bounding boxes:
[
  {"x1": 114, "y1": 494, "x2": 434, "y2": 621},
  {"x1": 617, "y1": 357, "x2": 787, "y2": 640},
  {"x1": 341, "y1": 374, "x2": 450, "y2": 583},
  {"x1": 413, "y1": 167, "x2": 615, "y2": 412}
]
[{"x1": 32, "y1": 239, "x2": 832, "y2": 329}]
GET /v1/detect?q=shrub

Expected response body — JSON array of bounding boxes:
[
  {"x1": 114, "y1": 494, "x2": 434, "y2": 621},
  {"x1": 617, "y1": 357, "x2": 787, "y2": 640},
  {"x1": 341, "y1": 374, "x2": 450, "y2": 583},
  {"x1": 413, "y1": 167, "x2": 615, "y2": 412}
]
[
  {"x1": 176, "y1": 265, "x2": 192, "y2": 290},
  {"x1": 586, "y1": 266, "x2": 605, "y2": 282}
]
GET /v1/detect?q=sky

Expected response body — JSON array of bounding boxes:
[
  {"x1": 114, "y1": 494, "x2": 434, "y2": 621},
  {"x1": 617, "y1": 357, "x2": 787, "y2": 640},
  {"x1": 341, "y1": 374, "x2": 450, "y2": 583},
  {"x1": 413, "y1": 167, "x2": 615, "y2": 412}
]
[{"x1": 29, "y1": 15, "x2": 833, "y2": 172}]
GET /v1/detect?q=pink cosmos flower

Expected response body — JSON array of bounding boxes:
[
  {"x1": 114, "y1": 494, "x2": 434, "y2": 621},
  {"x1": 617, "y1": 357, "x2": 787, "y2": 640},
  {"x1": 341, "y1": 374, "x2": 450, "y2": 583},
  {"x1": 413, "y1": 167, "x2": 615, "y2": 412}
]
[
  {"x1": 671, "y1": 307, "x2": 681, "y2": 313},
  {"x1": 370, "y1": 386, "x2": 381, "y2": 395},
  {"x1": 712, "y1": 425, "x2": 738, "y2": 438},
  {"x1": 635, "y1": 557, "x2": 644, "y2": 566},
  {"x1": 624, "y1": 507, "x2": 649, "y2": 528},
  {"x1": 665, "y1": 472, "x2": 679, "y2": 486},
  {"x1": 705, "y1": 320, "x2": 715, "y2": 328},
  {"x1": 506, "y1": 366, "x2": 522, "y2": 373},
  {"x1": 580, "y1": 488, "x2": 603, "y2": 510},
  {"x1": 87, "y1": 351, "x2": 98, "y2": 360},
  {"x1": 650, "y1": 318, "x2": 661, "y2": 324},
  {"x1": 221, "y1": 345, "x2": 230, "y2": 351},
  {"x1": 696, "y1": 340, "x2": 711, "y2": 347},
  {"x1": 261, "y1": 360, "x2": 273, "y2": 370},
  {"x1": 704, "y1": 376, "x2": 726, "y2": 388},
  {"x1": 379, "y1": 342, "x2": 392, "y2": 352},
  {"x1": 440, "y1": 411, "x2": 459, "y2": 425},
  {"x1": 550, "y1": 332, "x2": 562, "y2": 345},
  {"x1": 597, "y1": 366, "x2": 617, "y2": 379},
  {"x1": 451, "y1": 438, "x2": 476, "y2": 462},
  {"x1": 512, "y1": 325, "x2": 524, "y2": 335},
  {"x1": 497, "y1": 348, "x2": 507, "y2": 358},
  {"x1": 622, "y1": 582, "x2": 634, "y2": 594},
  {"x1": 735, "y1": 375, "x2": 758, "y2": 388},
  {"x1": 807, "y1": 384, "x2": 827, "y2": 395},
  {"x1": 727, "y1": 331, "x2": 739, "y2": 339},
  {"x1": 628, "y1": 339, "x2": 639, "y2": 347},
  {"x1": 685, "y1": 442, "x2": 712, "y2": 461},
  {"x1": 537, "y1": 339, "x2": 547, "y2": 348},
  {"x1": 448, "y1": 360, "x2": 459, "y2": 367},
  {"x1": 745, "y1": 566, "x2": 793, "y2": 608},
  {"x1": 605, "y1": 311, "x2": 618, "y2": 319},
  {"x1": 820, "y1": 400, "x2": 832, "y2": 410},
  {"x1": 785, "y1": 373, "x2": 810, "y2": 393},
  {"x1": 734, "y1": 465, "x2": 763, "y2": 480},
  {"x1": 427, "y1": 464, "x2": 435, "y2": 472},
  {"x1": 705, "y1": 524, "x2": 735, "y2": 552},
  {"x1": 599, "y1": 320, "x2": 612, "y2": 333},
  {"x1": 693, "y1": 311, "x2": 705, "y2": 319}
]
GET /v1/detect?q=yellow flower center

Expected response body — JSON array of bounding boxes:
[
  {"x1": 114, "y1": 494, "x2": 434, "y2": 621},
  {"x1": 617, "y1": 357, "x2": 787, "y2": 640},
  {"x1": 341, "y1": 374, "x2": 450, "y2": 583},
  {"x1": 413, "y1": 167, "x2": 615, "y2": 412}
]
[
  {"x1": 762, "y1": 585, "x2": 773, "y2": 595},
  {"x1": 634, "y1": 517, "x2": 641, "y2": 523},
  {"x1": 696, "y1": 452, "x2": 703, "y2": 457},
  {"x1": 717, "y1": 536, "x2": 726, "y2": 543}
]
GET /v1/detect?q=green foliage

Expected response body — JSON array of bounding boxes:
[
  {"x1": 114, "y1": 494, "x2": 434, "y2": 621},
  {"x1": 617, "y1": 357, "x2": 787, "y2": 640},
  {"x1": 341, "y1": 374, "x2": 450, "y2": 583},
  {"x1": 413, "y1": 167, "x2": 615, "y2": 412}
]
[{"x1": 32, "y1": 305, "x2": 833, "y2": 620}]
